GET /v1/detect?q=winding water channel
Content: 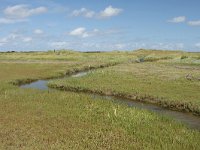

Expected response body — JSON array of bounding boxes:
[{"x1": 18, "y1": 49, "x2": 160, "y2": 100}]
[{"x1": 20, "y1": 71, "x2": 200, "y2": 131}]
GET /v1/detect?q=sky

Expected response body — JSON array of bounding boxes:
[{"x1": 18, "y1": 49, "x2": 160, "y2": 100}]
[{"x1": 0, "y1": 0, "x2": 200, "y2": 52}]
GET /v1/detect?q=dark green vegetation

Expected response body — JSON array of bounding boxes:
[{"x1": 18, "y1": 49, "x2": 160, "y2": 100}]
[{"x1": 0, "y1": 50, "x2": 200, "y2": 149}]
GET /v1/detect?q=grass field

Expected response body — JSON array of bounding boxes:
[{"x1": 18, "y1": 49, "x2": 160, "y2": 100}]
[
  {"x1": 50, "y1": 61, "x2": 200, "y2": 114},
  {"x1": 0, "y1": 50, "x2": 200, "y2": 149}
]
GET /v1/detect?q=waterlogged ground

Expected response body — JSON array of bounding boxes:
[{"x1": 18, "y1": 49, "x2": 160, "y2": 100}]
[{"x1": 0, "y1": 50, "x2": 200, "y2": 149}]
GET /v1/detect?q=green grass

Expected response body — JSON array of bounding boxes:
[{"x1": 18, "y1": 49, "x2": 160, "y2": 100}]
[
  {"x1": 0, "y1": 50, "x2": 200, "y2": 149},
  {"x1": 135, "y1": 49, "x2": 200, "y2": 64},
  {"x1": 1, "y1": 88, "x2": 200, "y2": 149},
  {"x1": 0, "y1": 50, "x2": 132, "y2": 62},
  {"x1": 49, "y1": 61, "x2": 200, "y2": 114}
]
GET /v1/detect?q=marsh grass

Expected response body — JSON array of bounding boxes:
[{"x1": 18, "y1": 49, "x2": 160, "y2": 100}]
[
  {"x1": 0, "y1": 88, "x2": 200, "y2": 149},
  {"x1": 0, "y1": 50, "x2": 200, "y2": 149},
  {"x1": 49, "y1": 61, "x2": 200, "y2": 114}
]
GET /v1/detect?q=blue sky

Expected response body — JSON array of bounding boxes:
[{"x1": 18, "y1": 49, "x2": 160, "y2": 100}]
[{"x1": 0, "y1": 0, "x2": 200, "y2": 51}]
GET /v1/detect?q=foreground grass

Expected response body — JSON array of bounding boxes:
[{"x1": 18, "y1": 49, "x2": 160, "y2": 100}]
[
  {"x1": 1, "y1": 88, "x2": 200, "y2": 149},
  {"x1": 49, "y1": 61, "x2": 200, "y2": 114}
]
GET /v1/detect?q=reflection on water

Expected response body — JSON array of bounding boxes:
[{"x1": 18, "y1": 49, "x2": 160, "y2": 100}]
[
  {"x1": 71, "y1": 72, "x2": 88, "y2": 77},
  {"x1": 20, "y1": 71, "x2": 89, "y2": 90},
  {"x1": 20, "y1": 80, "x2": 48, "y2": 90}
]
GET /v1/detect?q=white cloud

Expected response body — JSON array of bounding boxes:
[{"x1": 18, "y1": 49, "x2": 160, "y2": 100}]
[
  {"x1": 4, "y1": 33, "x2": 21, "y2": 41},
  {"x1": 0, "y1": 5, "x2": 47, "y2": 24},
  {"x1": 71, "y1": 8, "x2": 95, "y2": 18},
  {"x1": 49, "y1": 41, "x2": 69, "y2": 48},
  {"x1": 69, "y1": 27, "x2": 121, "y2": 38},
  {"x1": 93, "y1": 29, "x2": 99, "y2": 32},
  {"x1": 195, "y1": 43, "x2": 200, "y2": 48},
  {"x1": 34, "y1": 29, "x2": 44, "y2": 34},
  {"x1": 175, "y1": 43, "x2": 184, "y2": 49},
  {"x1": 23, "y1": 37, "x2": 32, "y2": 42},
  {"x1": 168, "y1": 16, "x2": 200, "y2": 27},
  {"x1": 0, "y1": 18, "x2": 16, "y2": 24},
  {"x1": 69, "y1": 27, "x2": 86, "y2": 35},
  {"x1": 70, "y1": 6, "x2": 123, "y2": 19},
  {"x1": 150, "y1": 43, "x2": 184, "y2": 50},
  {"x1": 125, "y1": 42, "x2": 185, "y2": 50},
  {"x1": 168, "y1": 16, "x2": 186, "y2": 23},
  {"x1": 99, "y1": 6, "x2": 123, "y2": 18},
  {"x1": 188, "y1": 20, "x2": 200, "y2": 26},
  {"x1": 79, "y1": 42, "x2": 129, "y2": 51},
  {"x1": 4, "y1": 4, "x2": 47, "y2": 19},
  {"x1": 0, "y1": 43, "x2": 5, "y2": 47},
  {"x1": 0, "y1": 33, "x2": 33, "y2": 47},
  {"x1": 0, "y1": 18, "x2": 26, "y2": 24},
  {"x1": 69, "y1": 27, "x2": 89, "y2": 38},
  {"x1": 0, "y1": 37, "x2": 8, "y2": 46},
  {"x1": 114, "y1": 43, "x2": 127, "y2": 49}
]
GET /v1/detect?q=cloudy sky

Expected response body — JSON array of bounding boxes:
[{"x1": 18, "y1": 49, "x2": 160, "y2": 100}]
[{"x1": 0, "y1": 0, "x2": 200, "y2": 51}]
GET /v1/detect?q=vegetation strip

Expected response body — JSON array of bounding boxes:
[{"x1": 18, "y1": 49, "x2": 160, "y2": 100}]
[
  {"x1": 12, "y1": 62, "x2": 119, "y2": 86},
  {"x1": 48, "y1": 83, "x2": 200, "y2": 116}
]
